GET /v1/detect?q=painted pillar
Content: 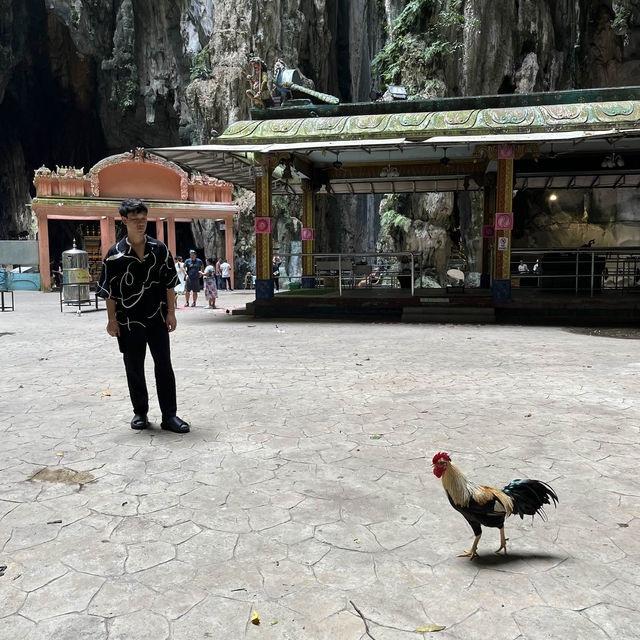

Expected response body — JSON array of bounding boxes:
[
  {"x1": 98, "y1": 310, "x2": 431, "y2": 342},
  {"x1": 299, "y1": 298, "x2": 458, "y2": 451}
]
[
  {"x1": 301, "y1": 179, "x2": 316, "y2": 289},
  {"x1": 166, "y1": 218, "x2": 177, "y2": 257},
  {"x1": 254, "y1": 154, "x2": 274, "y2": 301},
  {"x1": 107, "y1": 217, "x2": 117, "y2": 252},
  {"x1": 155, "y1": 219, "x2": 165, "y2": 243},
  {"x1": 480, "y1": 172, "x2": 496, "y2": 288},
  {"x1": 100, "y1": 217, "x2": 110, "y2": 258},
  {"x1": 224, "y1": 216, "x2": 234, "y2": 289},
  {"x1": 492, "y1": 147, "x2": 514, "y2": 300},
  {"x1": 37, "y1": 212, "x2": 51, "y2": 291},
  {"x1": 100, "y1": 216, "x2": 118, "y2": 256}
]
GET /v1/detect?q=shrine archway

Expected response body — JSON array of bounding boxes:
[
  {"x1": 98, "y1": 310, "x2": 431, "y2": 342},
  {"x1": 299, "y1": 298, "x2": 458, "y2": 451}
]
[{"x1": 31, "y1": 149, "x2": 238, "y2": 290}]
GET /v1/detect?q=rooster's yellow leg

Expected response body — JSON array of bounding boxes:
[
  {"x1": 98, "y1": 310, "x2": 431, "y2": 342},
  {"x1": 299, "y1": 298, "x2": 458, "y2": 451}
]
[
  {"x1": 458, "y1": 534, "x2": 481, "y2": 559},
  {"x1": 496, "y1": 528, "x2": 509, "y2": 554}
]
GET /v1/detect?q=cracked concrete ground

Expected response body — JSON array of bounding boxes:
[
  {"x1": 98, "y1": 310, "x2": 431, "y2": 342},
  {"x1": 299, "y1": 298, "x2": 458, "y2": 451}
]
[{"x1": 1, "y1": 290, "x2": 639, "y2": 639}]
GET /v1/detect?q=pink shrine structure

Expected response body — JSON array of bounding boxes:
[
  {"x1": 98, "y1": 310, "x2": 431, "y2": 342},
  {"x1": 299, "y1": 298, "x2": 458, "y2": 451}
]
[{"x1": 31, "y1": 149, "x2": 237, "y2": 290}]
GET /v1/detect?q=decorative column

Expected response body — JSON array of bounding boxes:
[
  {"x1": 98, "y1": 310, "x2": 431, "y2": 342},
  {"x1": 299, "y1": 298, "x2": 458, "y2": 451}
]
[
  {"x1": 100, "y1": 217, "x2": 110, "y2": 258},
  {"x1": 492, "y1": 145, "x2": 514, "y2": 301},
  {"x1": 301, "y1": 179, "x2": 316, "y2": 289},
  {"x1": 480, "y1": 171, "x2": 496, "y2": 288},
  {"x1": 166, "y1": 218, "x2": 177, "y2": 257},
  {"x1": 107, "y1": 217, "x2": 116, "y2": 253},
  {"x1": 254, "y1": 153, "x2": 274, "y2": 301},
  {"x1": 224, "y1": 216, "x2": 234, "y2": 289},
  {"x1": 155, "y1": 219, "x2": 165, "y2": 243},
  {"x1": 36, "y1": 212, "x2": 51, "y2": 291},
  {"x1": 100, "y1": 216, "x2": 118, "y2": 257}
]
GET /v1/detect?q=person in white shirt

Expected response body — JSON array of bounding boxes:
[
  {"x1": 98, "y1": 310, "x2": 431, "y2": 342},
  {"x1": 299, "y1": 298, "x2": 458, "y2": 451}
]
[
  {"x1": 173, "y1": 256, "x2": 186, "y2": 307},
  {"x1": 220, "y1": 259, "x2": 233, "y2": 291},
  {"x1": 517, "y1": 260, "x2": 529, "y2": 274}
]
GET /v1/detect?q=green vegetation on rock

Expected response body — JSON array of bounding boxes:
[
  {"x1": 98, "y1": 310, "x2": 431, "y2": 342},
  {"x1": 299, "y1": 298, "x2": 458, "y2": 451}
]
[{"x1": 372, "y1": 0, "x2": 467, "y2": 91}]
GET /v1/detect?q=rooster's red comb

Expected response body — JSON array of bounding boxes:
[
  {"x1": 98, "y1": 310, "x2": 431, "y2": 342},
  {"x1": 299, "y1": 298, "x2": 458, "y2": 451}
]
[{"x1": 432, "y1": 451, "x2": 451, "y2": 464}]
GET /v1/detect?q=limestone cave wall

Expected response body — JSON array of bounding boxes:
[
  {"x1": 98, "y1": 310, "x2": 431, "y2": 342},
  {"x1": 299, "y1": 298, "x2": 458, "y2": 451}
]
[
  {"x1": 375, "y1": 0, "x2": 640, "y2": 284},
  {"x1": 2, "y1": 0, "x2": 640, "y2": 285},
  {"x1": 0, "y1": 0, "x2": 383, "y2": 285}
]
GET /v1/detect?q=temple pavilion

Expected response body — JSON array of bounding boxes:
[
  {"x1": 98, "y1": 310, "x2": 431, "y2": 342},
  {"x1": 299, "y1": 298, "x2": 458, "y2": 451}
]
[{"x1": 150, "y1": 86, "x2": 640, "y2": 309}]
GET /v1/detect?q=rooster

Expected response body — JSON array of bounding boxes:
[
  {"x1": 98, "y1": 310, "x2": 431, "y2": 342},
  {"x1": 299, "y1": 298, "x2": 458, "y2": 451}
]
[{"x1": 432, "y1": 452, "x2": 558, "y2": 559}]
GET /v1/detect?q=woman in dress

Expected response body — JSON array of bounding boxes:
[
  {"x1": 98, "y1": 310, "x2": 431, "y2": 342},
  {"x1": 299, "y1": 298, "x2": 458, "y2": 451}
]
[
  {"x1": 201, "y1": 257, "x2": 218, "y2": 308},
  {"x1": 174, "y1": 255, "x2": 186, "y2": 307}
]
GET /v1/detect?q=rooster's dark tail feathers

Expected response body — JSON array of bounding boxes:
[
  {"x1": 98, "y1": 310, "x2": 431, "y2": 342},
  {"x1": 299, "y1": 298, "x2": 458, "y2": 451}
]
[{"x1": 503, "y1": 479, "x2": 558, "y2": 521}]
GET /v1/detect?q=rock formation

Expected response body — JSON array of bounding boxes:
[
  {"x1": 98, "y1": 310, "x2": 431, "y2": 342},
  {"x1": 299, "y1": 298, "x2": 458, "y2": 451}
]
[
  {"x1": 374, "y1": 0, "x2": 640, "y2": 284},
  {"x1": 1, "y1": 0, "x2": 640, "y2": 284}
]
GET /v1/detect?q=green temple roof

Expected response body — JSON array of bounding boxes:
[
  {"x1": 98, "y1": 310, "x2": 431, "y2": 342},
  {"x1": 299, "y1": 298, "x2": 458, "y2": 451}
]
[{"x1": 152, "y1": 87, "x2": 640, "y2": 195}]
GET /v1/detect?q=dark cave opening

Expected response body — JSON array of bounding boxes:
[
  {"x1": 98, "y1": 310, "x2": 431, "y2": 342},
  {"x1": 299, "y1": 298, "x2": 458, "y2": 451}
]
[
  {"x1": 0, "y1": 3, "x2": 108, "y2": 239},
  {"x1": 0, "y1": 2, "x2": 195, "y2": 252}
]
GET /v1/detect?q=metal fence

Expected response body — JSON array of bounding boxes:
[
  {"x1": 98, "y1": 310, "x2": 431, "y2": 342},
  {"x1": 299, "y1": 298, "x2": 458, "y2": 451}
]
[
  {"x1": 274, "y1": 252, "x2": 423, "y2": 296},
  {"x1": 511, "y1": 247, "x2": 640, "y2": 296},
  {"x1": 271, "y1": 247, "x2": 640, "y2": 297}
]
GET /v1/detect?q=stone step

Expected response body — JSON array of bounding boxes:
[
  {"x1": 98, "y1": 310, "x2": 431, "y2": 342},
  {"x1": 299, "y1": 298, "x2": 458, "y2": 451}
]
[{"x1": 402, "y1": 306, "x2": 496, "y2": 323}]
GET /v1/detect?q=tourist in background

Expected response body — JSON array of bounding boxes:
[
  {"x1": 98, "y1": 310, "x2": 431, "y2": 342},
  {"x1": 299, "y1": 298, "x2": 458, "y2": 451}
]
[
  {"x1": 201, "y1": 257, "x2": 218, "y2": 308},
  {"x1": 174, "y1": 255, "x2": 186, "y2": 307},
  {"x1": 184, "y1": 249, "x2": 203, "y2": 307},
  {"x1": 272, "y1": 255, "x2": 282, "y2": 290},
  {"x1": 215, "y1": 257, "x2": 222, "y2": 290},
  {"x1": 220, "y1": 258, "x2": 233, "y2": 291}
]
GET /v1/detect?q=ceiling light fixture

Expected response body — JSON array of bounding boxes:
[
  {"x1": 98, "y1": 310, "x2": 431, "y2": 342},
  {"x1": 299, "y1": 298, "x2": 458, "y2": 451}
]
[
  {"x1": 379, "y1": 149, "x2": 399, "y2": 178},
  {"x1": 601, "y1": 152, "x2": 624, "y2": 169},
  {"x1": 379, "y1": 165, "x2": 399, "y2": 178}
]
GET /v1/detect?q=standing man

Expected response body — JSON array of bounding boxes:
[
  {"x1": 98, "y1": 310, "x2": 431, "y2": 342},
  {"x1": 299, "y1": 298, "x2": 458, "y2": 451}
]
[
  {"x1": 184, "y1": 249, "x2": 203, "y2": 307},
  {"x1": 97, "y1": 198, "x2": 190, "y2": 434},
  {"x1": 215, "y1": 257, "x2": 222, "y2": 290},
  {"x1": 220, "y1": 257, "x2": 233, "y2": 291}
]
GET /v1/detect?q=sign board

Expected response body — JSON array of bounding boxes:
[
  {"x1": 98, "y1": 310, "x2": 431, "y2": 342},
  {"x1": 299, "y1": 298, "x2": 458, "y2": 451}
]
[
  {"x1": 0, "y1": 240, "x2": 40, "y2": 265},
  {"x1": 63, "y1": 269, "x2": 90, "y2": 284},
  {"x1": 498, "y1": 144, "x2": 515, "y2": 159},
  {"x1": 497, "y1": 236, "x2": 509, "y2": 251},
  {"x1": 495, "y1": 213, "x2": 513, "y2": 230},
  {"x1": 255, "y1": 217, "x2": 272, "y2": 234}
]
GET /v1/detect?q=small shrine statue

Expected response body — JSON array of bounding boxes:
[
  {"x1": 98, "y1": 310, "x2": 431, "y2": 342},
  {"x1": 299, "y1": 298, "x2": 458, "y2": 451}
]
[{"x1": 242, "y1": 56, "x2": 272, "y2": 109}]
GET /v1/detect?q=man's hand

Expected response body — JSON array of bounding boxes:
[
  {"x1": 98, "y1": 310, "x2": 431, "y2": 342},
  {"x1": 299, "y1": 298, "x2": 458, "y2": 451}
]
[
  {"x1": 105, "y1": 299, "x2": 119, "y2": 336},
  {"x1": 106, "y1": 319, "x2": 120, "y2": 337},
  {"x1": 166, "y1": 311, "x2": 177, "y2": 332}
]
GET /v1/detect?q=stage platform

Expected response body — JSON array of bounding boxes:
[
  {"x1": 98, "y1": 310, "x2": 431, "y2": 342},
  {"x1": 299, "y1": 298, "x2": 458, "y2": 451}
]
[{"x1": 246, "y1": 286, "x2": 640, "y2": 325}]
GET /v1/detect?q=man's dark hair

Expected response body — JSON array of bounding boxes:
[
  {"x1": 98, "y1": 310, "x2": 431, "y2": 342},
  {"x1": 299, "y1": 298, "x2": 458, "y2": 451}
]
[{"x1": 119, "y1": 198, "x2": 148, "y2": 218}]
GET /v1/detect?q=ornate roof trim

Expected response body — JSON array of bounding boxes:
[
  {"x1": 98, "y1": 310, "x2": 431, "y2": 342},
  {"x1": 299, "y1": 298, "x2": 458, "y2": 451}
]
[{"x1": 219, "y1": 100, "x2": 640, "y2": 145}]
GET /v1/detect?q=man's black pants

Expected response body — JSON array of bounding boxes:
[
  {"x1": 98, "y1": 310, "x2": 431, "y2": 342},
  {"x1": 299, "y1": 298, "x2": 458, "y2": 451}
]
[{"x1": 118, "y1": 324, "x2": 177, "y2": 419}]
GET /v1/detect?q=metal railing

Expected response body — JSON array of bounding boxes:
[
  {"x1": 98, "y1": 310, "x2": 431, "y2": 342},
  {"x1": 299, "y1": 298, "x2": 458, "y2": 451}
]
[
  {"x1": 270, "y1": 247, "x2": 640, "y2": 298},
  {"x1": 511, "y1": 247, "x2": 640, "y2": 296},
  {"x1": 274, "y1": 252, "x2": 422, "y2": 296}
]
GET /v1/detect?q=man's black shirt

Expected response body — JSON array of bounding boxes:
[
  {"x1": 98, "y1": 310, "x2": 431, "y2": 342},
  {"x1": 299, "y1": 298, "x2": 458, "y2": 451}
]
[{"x1": 97, "y1": 235, "x2": 179, "y2": 330}]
